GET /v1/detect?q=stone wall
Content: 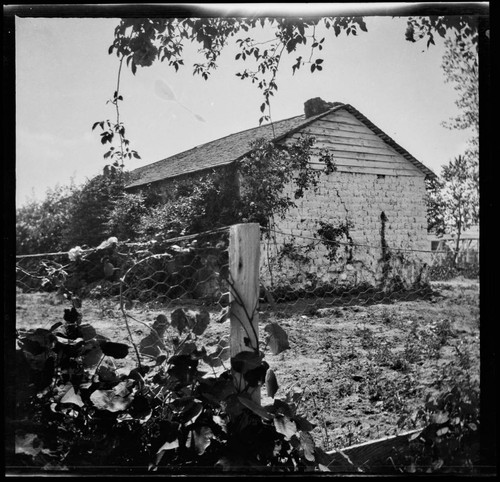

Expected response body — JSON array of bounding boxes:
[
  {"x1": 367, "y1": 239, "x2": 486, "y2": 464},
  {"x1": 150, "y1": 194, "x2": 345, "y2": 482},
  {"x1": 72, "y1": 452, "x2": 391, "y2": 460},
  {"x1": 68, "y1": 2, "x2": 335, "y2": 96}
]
[{"x1": 260, "y1": 166, "x2": 430, "y2": 292}]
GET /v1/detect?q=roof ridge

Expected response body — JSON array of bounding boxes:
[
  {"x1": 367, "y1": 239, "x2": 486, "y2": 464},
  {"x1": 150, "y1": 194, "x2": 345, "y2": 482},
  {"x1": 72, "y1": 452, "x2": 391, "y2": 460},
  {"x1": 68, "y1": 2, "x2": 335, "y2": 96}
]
[
  {"x1": 133, "y1": 113, "x2": 306, "y2": 173},
  {"x1": 126, "y1": 101, "x2": 436, "y2": 188}
]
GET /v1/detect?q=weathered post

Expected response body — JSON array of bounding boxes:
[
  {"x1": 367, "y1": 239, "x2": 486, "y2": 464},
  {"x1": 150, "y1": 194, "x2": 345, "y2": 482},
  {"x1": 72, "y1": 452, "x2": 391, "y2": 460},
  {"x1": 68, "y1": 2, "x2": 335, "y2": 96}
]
[{"x1": 229, "y1": 223, "x2": 261, "y2": 403}]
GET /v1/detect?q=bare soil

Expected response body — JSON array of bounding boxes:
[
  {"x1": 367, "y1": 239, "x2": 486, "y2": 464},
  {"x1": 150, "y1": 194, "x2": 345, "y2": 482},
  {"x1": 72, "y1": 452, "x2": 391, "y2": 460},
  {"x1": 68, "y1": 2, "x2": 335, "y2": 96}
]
[{"x1": 16, "y1": 278, "x2": 480, "y2": 453}]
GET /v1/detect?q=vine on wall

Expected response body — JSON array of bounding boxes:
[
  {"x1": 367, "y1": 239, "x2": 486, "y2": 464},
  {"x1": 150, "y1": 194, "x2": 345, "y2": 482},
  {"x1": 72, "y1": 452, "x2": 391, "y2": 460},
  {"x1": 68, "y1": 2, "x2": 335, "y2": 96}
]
[{"x1": 316, "y1": 220, "x2": 354, "y2": 262}]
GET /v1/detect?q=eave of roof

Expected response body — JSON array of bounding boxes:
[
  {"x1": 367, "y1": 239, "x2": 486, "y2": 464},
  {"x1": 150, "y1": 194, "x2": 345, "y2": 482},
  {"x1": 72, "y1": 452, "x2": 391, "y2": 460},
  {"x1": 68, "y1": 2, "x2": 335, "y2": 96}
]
[{"x1": 125, "y1": 103, "x2": 436, "y2": 189}]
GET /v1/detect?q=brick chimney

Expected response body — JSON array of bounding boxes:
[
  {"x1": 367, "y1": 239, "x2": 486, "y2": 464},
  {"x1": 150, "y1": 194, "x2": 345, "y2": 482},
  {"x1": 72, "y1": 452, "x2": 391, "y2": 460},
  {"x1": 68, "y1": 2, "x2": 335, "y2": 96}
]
[
  {"x1": 304, "y1": 97, "x2": 332, "y2": 118},
  {"x1": 304, "y1": 97, "x2": 343, "y2": 118}
]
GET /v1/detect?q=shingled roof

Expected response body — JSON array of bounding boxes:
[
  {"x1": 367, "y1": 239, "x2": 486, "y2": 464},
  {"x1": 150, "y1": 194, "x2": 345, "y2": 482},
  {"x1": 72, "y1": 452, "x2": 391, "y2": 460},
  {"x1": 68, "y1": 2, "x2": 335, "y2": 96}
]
[{"x1": 126, "y1": 102, "x2": 436, "y2": 189}]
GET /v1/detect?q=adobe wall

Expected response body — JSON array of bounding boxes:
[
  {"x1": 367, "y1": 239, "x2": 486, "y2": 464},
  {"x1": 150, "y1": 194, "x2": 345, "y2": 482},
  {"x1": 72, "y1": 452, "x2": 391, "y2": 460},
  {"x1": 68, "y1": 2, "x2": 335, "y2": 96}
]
[{"x1": 260, "y1": 168, "x2": 431, "y2": 292}]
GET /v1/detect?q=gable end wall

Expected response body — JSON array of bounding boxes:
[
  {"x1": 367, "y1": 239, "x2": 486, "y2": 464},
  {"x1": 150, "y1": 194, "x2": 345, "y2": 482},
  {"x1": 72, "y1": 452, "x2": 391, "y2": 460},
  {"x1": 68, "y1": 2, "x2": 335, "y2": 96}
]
[{"x1": 261, "y1": 110, "x2": 430, "y2": 289}]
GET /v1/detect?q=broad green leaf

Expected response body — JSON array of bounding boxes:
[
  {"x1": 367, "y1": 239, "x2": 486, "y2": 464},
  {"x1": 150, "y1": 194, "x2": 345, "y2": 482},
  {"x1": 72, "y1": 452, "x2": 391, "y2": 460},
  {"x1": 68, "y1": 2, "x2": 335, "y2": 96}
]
[
  {"x1": 274, "y1": 414, "x2": 297, "y2": 440},
  {"x1": 157, "y1": 439, "x2": 179, "y2": 453},
  {"x1": 294, "y1": 415, "x2": 316, "y2": 432},
  {"x1": 100, "y1": 341, "x2": 129, "y2": 359},
  {"x1": 299, "y1": 431, "x2": 315, "y2": 461},
  {"x1": 170, "y1": 308, "x2": 190, "y2": 334},
  {"x1": 60, "y1": 384, "x2": 84, "y2": 407},
  {"x1": 78, "y1": 324, "x2": 97, "y2": 341},
  {"x1": 238, "y1": 396, "x2": 274, "y2": 421},
  {"x1": 192, "y1": 309, "x2": 210, "y2": 336},
  {"x1": 193, "y1": 426, "x2": 214, "y2": 455},
  {"x1": 113, "y1": 380, "x2": 134, "y2": 397},
  {"x1": 243, "y1": 361, "x2": 269, "y2": 387},
  {"x1": 265, "y1": 368, "x2": 279, "y2": 398},
  {"x1": 90, "y1": 385, "x2": 134, "y2": 412},
  {"x1": 49, "y1": 321, "x2": 63, "y2": 332},
  {"x1": 231, "y1": 350, "x2": 263, "y2": 373},
  {"x1": 81, "y1": 340, "x2": 103, "y2": 368},
  {"x1": 431, "y1": 411, "x2": 449, "y2": 425},
  {"x1": 182, "y1": 401, "x2": 203, "y2": 425}
]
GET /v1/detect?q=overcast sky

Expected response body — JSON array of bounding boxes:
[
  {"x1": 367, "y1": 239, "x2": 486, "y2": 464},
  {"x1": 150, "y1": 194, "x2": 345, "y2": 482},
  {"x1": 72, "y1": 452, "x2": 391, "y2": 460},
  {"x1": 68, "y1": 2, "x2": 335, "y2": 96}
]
[{"x1": 15, "y1": 4, "x2": 477, "y2": 207}]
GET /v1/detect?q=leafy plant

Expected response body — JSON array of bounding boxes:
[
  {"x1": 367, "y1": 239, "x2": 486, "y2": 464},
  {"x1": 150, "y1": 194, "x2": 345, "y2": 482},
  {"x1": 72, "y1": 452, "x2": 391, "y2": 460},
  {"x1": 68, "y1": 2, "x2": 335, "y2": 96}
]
[
  {"x1": 16, "y1": 183, "x2": 78, "y2": 255},
  {"x1": 316, "y1": 220, "x2": 354, "y2": 262},
  {"x1": 392, "y1": 384, "x2": 480, "y2": 474},
  {"x1": 63, "y1": 171, "x2": 129, "y2": 248},
  {"x1": 95, "y1": 15, "x2": 479, "y2": 167},
  {"x1": 237, "y1": 135, "x2": 335, "y2": 228},
  {"x1": 12, "y1": 252, "x2": 336, "y2": 474}
]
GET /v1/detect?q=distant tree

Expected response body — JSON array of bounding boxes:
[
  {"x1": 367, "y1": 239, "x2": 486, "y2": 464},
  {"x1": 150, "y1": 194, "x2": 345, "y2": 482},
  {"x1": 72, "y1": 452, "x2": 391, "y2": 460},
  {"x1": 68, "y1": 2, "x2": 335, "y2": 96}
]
[
  {"x1": 424, "y1": 177, "x2": 446, "y2": 236},
  {"x1": 440, "y1": 155, "x2": 477, "y2": 266},
  {"x1": 16, "y1": 184, "x2": 78, "y2": 255},
  {"x1": 441, "y1": 32, "x2": 478, "y2": 134},
  {"x1": 438, "y1": 19, "x2": 479, "y2": 239},
  {"x1": 63, "y1": 171, "x2": 128, "y2": 248}
]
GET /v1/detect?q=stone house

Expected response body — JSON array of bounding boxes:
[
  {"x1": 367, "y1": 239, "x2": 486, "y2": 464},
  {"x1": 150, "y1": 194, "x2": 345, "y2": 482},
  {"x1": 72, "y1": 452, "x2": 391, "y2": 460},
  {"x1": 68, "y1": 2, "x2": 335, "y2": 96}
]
[{"x1": 126, "y1": 98, "x2": 436, "y2": 292}]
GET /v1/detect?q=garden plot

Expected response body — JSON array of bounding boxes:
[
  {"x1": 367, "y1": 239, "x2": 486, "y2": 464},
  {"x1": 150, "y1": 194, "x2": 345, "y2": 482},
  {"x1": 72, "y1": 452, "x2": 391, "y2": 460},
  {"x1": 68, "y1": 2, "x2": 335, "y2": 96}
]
[{"x1": 15, "y1": 279, "x2": 479, "y2": 459}]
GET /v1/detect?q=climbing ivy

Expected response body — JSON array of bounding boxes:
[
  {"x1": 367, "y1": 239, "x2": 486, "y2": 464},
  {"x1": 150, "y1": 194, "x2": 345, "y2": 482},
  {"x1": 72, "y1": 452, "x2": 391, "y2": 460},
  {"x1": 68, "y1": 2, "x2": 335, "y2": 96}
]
[
  {"x1": 237, "y1": 135, "x2": 336, "y2": 228},
  {"x1": 316, "y1": 220, "x2": 354, "y2": 262}
]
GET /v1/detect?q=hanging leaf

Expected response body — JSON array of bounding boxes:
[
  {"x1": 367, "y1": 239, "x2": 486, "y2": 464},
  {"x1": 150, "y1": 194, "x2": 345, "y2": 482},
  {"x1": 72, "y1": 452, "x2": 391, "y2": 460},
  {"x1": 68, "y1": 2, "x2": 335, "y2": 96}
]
[
  {"x1": 299, "y1": 431, "x2": 316, "y2": 461},
  {"x1": 192, "y1": 309, "x2": 210, "y2": 336},
  {"x1": 231, "y1": 350, "x2": 263, "y2": 374},
  {"x1": 182, "y1": 401, "x2": 204, "y2": 426},
  {"x1": 170, "y1": 308, "x2": 190, "y2": 334},
  {"x1": 294, "y1": 415, "x2": 316, "y2": 432},
  {"x1": 265, "y1": 369, "x2": 279, "y2": 398},
  {"x1": 128, "y1": 395, "x2": 151, "y2": 419},
  {"x1": 199, "y1": 376, "x2": 235, "y2": 403},
  {"x1": 81, "y1": 339, "x2": 103, "y2": 368},
  {"x1": 90, "y1": 389, "x2": 133, "y2": 412},
  {"x1": 244, "y1": 361, "x2": 269, "y2": 387},
  {"x1": 238, "y1": 396, "x2": 274, "y2": 421},
  {"x1": 157, "y1": 439, "x2": 179, "y2": 453},
  {"x1": 78, "y1": 324, "x2": 97, "y2": 341},
  {"x1": 50, "y1": 321, "x2": 63, "y2": 332},
  {"x1": 113, "y1": 380, "x2": 135, "y2": 397},
  {"x1": 264, "y1": 322, "x2": 290, "y2": 355},
  {"x1": 155, "y1": 354, "x2": 168, "y2": 366},
  {"x1": 60, "y1": 384, "x2": 84, "y2": 407},
  {"x1": 193, "y1": 426, "x2": 214, "y2": 455},
  {"x1": 273, "y1": 414, "x2": 297, "y2": 440},
  {"x1": 203, "y1": 339, "x2": 230, "y2": 368},
  {"x1": 431, "y1": 411, "x2": 449, "y2": 425},
  {"x1": 97, "y1": 365, "x2": 120, "y2": 383}
]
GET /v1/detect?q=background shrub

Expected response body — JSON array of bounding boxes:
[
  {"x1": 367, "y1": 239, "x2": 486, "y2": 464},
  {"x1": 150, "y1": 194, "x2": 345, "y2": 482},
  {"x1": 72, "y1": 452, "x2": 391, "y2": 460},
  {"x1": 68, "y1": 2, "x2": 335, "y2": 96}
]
[{"x1": 16, "y1": 183, "x2": 78, "y2": 254}]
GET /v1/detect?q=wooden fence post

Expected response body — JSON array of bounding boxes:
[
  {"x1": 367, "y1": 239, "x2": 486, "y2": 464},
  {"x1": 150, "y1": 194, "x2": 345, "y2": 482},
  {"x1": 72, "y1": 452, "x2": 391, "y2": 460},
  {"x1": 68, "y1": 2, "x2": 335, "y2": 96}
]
[{"x1": 229, "y1": 223, "x2": 261, "y2": 403}]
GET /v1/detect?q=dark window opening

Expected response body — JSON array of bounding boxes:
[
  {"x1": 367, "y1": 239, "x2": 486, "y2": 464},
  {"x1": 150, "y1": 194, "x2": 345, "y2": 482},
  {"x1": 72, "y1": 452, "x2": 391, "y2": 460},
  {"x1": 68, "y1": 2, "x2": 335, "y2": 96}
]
[{"x1": 377, "y1": 174, "x2": 386, "y2": 179}]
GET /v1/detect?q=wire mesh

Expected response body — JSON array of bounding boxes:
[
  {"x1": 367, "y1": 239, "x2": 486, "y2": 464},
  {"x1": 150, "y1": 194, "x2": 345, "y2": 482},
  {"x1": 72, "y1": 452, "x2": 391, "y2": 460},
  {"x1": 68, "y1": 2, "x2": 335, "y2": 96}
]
[
  {"x1": 258, "y1": 228, "x2": 478, "y2": 316},
  {"x1": 16, "y1": 229, "x2": 231, "y2": 365}
]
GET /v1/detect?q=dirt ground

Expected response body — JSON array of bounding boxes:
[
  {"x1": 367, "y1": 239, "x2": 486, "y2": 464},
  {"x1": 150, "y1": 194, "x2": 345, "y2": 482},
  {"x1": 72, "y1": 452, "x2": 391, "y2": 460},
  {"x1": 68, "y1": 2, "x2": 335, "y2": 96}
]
[{"x1": 15, "y1": 277, "x2": 480, "y2": 453}]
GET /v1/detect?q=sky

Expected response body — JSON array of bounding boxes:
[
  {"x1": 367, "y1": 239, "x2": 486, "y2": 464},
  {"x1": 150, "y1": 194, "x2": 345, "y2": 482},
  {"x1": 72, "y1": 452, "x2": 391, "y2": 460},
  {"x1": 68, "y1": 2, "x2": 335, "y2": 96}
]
[{"x1": 15, "y1": 4, "x2": 477, "y2": 207}]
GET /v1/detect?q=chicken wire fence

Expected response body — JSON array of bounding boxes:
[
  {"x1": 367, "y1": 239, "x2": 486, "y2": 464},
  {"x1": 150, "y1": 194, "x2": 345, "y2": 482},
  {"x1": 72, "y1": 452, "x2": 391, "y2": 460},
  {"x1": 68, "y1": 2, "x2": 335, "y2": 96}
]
[
  {"x1": 257, "y1": 227, "x2": 478, "y2": 317},
  {"x1": 15, "y1": 230, "x2": 232, "y2": 357},
  {"x1": 15, "y1": 224, "x2": 478, "y2": 323}
]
